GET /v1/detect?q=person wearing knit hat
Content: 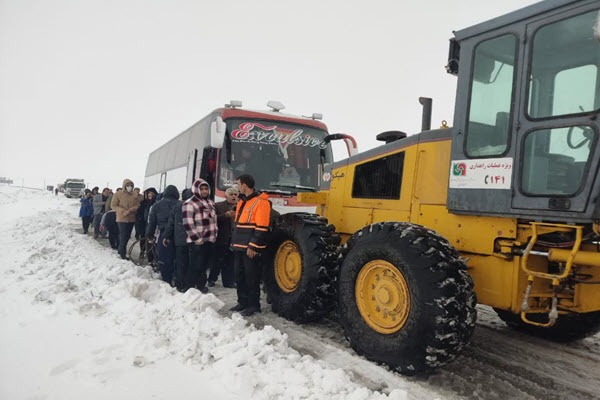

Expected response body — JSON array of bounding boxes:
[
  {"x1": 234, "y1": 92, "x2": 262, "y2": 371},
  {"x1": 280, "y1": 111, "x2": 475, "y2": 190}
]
[{"x1": 182, "y1": 178, "x2": 218, "y2": 293}]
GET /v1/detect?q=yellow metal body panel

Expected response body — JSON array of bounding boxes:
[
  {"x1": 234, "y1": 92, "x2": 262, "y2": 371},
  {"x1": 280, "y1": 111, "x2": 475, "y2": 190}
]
[
  {"x1": 323, "y1": 143, "x2": 417, "y2": 232},
  {"x1": 416, "y1": 205, "x2": 516, "y2": 255},
  {"x1": 340, "y1": 207, "x2": 374, "y2": 234},
  {"x1": 576, "y1": 282, "x2": 600, "y2": 312},
  {"x1": 311, "y1": 135, "x2": 600, "y2": 315},
  {"x1": 409, "y1": 140, "x2": 452, "y2": 206},
  {"x1": 322, "y1": 165, "x2": 349, "y2": 231},
  {"x1": 465, "y1": 255, "x2": 517, "y2": 310},
  {"x1": 297, "y1": 191, "x2": 328, "y2": 205}
]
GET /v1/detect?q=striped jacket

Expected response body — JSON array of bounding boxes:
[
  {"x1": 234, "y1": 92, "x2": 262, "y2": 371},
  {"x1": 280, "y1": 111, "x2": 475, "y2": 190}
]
[
  {"x1": 231, "y1": 191, "x2": 271, "y2": 253},
  {"x1": 182, "y1": 179, "x2": 218, "y2": 243}
]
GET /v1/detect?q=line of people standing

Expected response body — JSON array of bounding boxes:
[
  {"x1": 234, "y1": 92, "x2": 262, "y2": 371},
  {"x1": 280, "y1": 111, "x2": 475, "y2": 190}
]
[
  {"x1": 152, "y1": 174, "x2": 272, "y2": 318},
  {"x1": 78, "y1": 174, "x2": 273, "y2": 318},
  {"x1": 79, "y1": 186, "x2": 121, "y2": 248}
]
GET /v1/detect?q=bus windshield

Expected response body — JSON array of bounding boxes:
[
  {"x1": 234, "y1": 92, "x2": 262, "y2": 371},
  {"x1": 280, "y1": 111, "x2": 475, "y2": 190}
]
[{"x1": 218, "y1": 119, "x2": 332, "y2": 193}]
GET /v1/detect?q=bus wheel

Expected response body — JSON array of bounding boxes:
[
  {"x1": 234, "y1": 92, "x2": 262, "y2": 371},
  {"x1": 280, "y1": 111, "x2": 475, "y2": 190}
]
[
  {"x1": 338, "y1": 222, "x2": 477, "y2": 375},
  {"x1": 265, "y1": 213, "x2": 340, "y2": 323},
  {"x1": 494, "y1": 308, "x2": 600, "y2": 342}
]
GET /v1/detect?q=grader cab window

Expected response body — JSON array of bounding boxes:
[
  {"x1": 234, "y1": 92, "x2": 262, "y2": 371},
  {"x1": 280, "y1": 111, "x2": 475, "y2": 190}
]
[
  {"x1": 465, "y1": 34, "x2": 517, "y2": 158},
  {"x1": 521, "y1": 9, "x2": 599, "y2": 197},
  {"x1": 527, "y1": 10, "x2": 600, "y2": 119},
  {"x1": 521, "y1": 126, "x2": 594, "y2": 196},
  {"x1": 352, "y1": 152, "x2": 404, "y2": 199}
]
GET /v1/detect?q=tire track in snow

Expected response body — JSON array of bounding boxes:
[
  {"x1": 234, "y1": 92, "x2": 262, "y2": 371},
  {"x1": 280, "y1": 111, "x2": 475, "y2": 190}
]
[
  {"x1": 211, "y1": 286, "x2": 453, "y2": 399},
  {"x1": 442, "y1": 306, "x2": 600, "y2": 400},
  {"x1": 212, "y1": 285, "x2": 600, "y2": 400}
]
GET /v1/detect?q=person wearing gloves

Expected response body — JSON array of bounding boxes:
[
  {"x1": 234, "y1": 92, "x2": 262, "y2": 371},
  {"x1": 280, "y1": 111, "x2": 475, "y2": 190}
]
[
  {"x1": 110, "y1": 178, "x2": 141, "y2": 260},
  {"x1": 146, "y1": 185, "x2": 180, "y2": 285},
  {"x1": 182, "y1": 178, "x2": 218, "y2": 293}
]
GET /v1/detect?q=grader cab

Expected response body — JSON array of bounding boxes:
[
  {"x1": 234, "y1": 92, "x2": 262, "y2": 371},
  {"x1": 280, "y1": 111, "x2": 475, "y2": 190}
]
[{"x1": 264, "y1": 0, "x2": 600, "y2": 374}]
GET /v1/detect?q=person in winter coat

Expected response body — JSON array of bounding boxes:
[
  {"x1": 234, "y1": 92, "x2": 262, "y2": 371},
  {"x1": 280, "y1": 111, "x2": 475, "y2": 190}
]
[
  {"x1": 111, "y1": 179, "x2": 141, "y2": 259},
  {"x1": 134, "y1": 187, "x2": 157, "y2": 264},
  {"x1": 79, "y1": 189, "x2": 94, "y2": 234},
  {"x1": 208, "y1": 186, "x2": 239, "y2": 288},
  {"x1": 229, "y1": 174, "x2": 271, "y2": 317},
  {"x1": 106, "y1": 188, "x2": 119, "y2": 212},
  {"x1": 182, "y1": 179, "x2": 218, "y2": 293},
  {"x1": 146, "y1": 185, "x2": 180, "y2": 285},
  {"x1": 135, "y1": 187, "x2": 157, "y2": 242},
  {"x1": 163, "y1": 189, "x2": 193, "y2": 292},
  {"x1": 100, "y1": 209, "x2": 119, "y2": 249},
  {"x1": 92, "y1": 187, "x2": 110, "y2": 238}
]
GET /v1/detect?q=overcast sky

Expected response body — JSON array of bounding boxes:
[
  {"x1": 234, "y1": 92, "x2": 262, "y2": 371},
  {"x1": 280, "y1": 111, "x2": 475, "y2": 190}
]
[{"x1": 0, "y1": 0, "x2": 538, "y2": 191}]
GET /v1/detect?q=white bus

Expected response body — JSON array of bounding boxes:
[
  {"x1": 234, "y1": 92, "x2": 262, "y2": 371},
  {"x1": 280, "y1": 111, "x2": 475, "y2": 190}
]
[{"x1": 144, "y1": 101, "x2": 356, "y2": 212}]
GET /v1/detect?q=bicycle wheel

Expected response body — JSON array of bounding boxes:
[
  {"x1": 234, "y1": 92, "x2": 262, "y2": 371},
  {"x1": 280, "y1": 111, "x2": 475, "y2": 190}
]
[{"x1": 127, "y1": 239, "x2": 149, "y2": 266}]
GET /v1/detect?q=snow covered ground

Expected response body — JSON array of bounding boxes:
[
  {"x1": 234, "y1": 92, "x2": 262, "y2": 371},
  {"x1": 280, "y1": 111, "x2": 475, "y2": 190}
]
[{"x1": 1, "y1": 186, "x2": 599, "y2": 400}]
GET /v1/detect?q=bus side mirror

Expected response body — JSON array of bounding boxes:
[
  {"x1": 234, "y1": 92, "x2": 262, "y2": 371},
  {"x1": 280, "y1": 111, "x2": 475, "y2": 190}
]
[
  {"x1": 210, "y1": 116, "x2": 226, "y2": 148},
  {"x1": 322, "y1": 133, "x2": 359, "y2": 158}
]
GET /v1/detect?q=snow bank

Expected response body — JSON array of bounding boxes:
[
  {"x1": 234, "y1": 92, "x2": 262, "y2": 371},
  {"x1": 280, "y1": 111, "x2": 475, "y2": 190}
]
[{"x1": 0, "y1": 187, "x2": 408, "y2": 400}]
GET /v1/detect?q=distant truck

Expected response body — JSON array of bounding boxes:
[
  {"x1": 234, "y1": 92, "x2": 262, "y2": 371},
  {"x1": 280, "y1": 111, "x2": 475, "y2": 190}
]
[{"x1": 63, "y1": 179, "x2": 86, "y2": 198}]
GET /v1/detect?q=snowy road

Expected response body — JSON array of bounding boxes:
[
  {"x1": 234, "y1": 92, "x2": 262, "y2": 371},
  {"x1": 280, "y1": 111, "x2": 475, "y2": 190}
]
[
  {"x1": 212, "y1": 286, "x2": 600, "y2": 400},
  {"x1": 1, "y1": 187, "x2": 598, "y2": 400}
]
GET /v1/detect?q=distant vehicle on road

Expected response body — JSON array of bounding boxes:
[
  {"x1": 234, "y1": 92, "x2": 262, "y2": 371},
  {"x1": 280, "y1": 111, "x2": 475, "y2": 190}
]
[{"x1": 63, "y1": 179, "x2": 85, "y2": 198}]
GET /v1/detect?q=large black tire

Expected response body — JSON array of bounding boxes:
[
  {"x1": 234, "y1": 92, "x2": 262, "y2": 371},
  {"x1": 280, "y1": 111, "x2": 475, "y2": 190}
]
[
  {"x1": 494, "y1": 308, "x2": 600, "y2": 342},
  {"x1": 338, "y1": 222, "x2": 477, "y2": 375},
  {"x1": 264, "y1": 213, "x2": 341, "y2": 323}
]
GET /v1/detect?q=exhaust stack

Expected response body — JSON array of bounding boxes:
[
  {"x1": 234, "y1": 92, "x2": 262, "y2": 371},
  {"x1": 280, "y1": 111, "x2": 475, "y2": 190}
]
[{"x1": 419, "y1": 97, "x2": 432, "y2": 131}]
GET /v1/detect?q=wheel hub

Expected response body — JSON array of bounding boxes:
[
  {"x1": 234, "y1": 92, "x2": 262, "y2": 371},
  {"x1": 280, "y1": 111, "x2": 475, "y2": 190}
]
[
  {"x1": 274, "y1": 240, "x2": 302, "y2": 293},
  {"x1": 355, "y1": 259, "x2": 410, "y2": 334}
]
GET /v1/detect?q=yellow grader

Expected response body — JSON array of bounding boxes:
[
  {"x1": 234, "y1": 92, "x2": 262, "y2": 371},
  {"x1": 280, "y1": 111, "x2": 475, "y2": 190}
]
[{"x1": 264, "y1": 0, "x2": 600, "y2": 374}]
